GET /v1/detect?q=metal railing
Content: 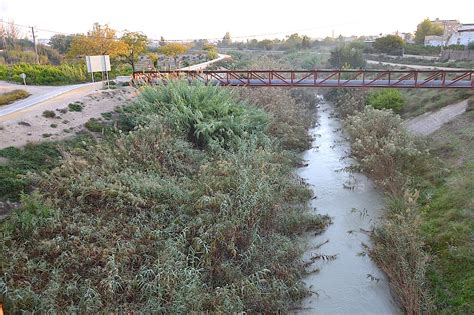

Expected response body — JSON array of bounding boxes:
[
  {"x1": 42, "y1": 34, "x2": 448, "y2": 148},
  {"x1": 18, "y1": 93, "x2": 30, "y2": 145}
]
[{"x1": 132, "y1": 69, "x2": 474, "y2": 89}]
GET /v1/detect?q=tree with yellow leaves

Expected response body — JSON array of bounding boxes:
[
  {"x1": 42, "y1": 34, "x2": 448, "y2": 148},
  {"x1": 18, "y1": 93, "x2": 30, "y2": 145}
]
[
  {"x1": 68, "y1": 23, "x2": 126, "y2": 59},
  {"x1": 158, "y1": 43, "x2": 189, "y2": 69},
  {"x1": 120, "y1": 31, "x2": 148, "y2": 72}
]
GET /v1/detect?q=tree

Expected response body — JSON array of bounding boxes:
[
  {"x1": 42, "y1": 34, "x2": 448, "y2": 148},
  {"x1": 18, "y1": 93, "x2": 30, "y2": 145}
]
[
  {"x1": 222, "y1": 32, "x2": 232, "y2": 46},
  {"x1": 258, "y1": 39, "x2": 273, "y2": 50},
  {"x1": 284, "y1": 33, "x2": 303, "y2": 49},
  {"x1": 373, "y1": 35, "x2": 405, "y2": 55},
  {"x1": 120, "y1": 31, "x2": 148, "y2": 72},
  {"x1": 158, "y1": 43, "x2": 189, "y2": 69},
  {"x1": 68, "y1": 23, "x2": 127, "y2": 59},
  {"x1": 302, "y1": 35, "x2": 311, "y2": 49},
  {"x1": 49, "y1": 34, "x2": 74, "y2": 54},
  {"x1": 328, "y1": 46, "x2": 366, "y2": 68},
  {"x1": 366, "y1": 89, "x2": 405, "y2": 112},
  {"x1": 159, "y1": 36, "x2": 166, "y2": 47},
  {"x1": 203, "y1": 43, "x2": 218, "y2": 60},
  {"x1": 414, "y1": 19, "x2": 443, "y2": 44}
]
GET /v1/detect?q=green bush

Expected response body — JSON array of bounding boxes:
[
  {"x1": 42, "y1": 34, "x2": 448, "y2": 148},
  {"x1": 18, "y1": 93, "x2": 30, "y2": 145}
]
[
  {"x1": 366, "y1": 89, "x2": 405, "y2": 112},
  {"x1": 122, "y1": 81, "x2": 268, "y2": 148},
  {"x1": 42, "y1": 110, "x2": 56, "y2": 118},
  {"x1": 84, "y1": 118, "x2": 106, "y2": 132},
  {"x1": 68, "y1": 102, "x2": 83, "y2": 112},
  {"x1": 0, "y1": 63, "x2": 88, "y2": 85}
]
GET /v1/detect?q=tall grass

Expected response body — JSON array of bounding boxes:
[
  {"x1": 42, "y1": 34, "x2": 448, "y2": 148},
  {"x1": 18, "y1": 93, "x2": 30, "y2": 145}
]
[{"x1": 0, "y1": 82, "x2": 328, "y2": 312}]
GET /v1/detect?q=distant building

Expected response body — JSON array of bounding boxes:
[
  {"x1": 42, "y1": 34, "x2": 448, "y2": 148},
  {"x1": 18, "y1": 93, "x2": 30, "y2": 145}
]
[
  {"x1": 424, "y1": 35, "x2": 444, "y2": 47},
  {"x1": 446, "y1": 24, "x2": 474, "y2": 46},
  {"x1": 431, "y1": 18, "x2": 461, "y2": 43}
]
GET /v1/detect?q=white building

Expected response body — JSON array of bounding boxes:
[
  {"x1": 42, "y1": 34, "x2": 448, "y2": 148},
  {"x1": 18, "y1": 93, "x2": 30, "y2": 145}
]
[{"x1": 446, "y1": 24, "x2": 474, "y2": 46}]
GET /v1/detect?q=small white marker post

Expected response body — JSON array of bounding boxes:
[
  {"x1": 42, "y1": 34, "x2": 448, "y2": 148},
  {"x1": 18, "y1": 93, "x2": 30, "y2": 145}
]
[{"x1": 20, "y1": 73, "x2": 27, "y2": 86}]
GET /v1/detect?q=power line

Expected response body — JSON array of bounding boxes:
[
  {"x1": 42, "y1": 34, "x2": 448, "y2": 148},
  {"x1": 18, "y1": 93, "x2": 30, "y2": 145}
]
[{"x1": 0, "y1": 18, "x2": 358, "y2": 43}]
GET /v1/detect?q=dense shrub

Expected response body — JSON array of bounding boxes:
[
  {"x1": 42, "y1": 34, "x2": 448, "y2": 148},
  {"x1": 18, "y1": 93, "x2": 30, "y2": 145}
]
[
  {"x1": 236, "y1": 88, "x2": 317, "y2": 151},
  {"x1": 84, "y1": 118, "x2": 106, "y2": 132},
  {"x1": 0, "y1": 63, "x2": 88, "y2": 85},
  {"x1": 121, "y1": 81, "x2": 268, "y2": 148},
  {"x1": 344, "y1": 106, "x2": 428, "y2": 195},
  {"x1": 325, "y1": 88, "x2": 367, "y2": 118},
  {"x1": 366, "y1": 89, "x2": 405, "y2": 113},
  {"x1": 0, "y1": 82, "x2": 328, "y2": 312},
  {"x1": 68, "y1": 102, "x2": 83, "y2": 112},
  {"x1": 42, "y1": 110, "x2": 56, "y2": 118}
]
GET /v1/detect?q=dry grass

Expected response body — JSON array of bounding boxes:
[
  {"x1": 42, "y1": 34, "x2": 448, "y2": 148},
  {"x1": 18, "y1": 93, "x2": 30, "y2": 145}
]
[{"x1": 0, "y1": 89, "x2": 30, "y2": 106}]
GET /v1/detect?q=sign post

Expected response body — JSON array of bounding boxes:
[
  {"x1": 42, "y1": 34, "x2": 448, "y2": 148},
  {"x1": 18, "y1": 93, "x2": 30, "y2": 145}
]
[
  {"x1": 85, "y1": 55, "x2": 111, "y2": 89},
  {"x1": 20, "y1": 73, "x2": 26, "y2": 86}
]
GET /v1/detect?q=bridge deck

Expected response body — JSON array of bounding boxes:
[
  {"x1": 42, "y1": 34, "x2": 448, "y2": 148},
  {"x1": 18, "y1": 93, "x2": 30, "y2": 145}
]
[{"x1": 133, "y1": 70, "x2": 474, "y2": 89}]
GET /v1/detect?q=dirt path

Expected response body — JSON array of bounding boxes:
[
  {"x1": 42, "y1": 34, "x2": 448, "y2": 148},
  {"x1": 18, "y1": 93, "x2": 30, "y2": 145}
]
[
  {"x1": 404, "y1": 99, "x2": 469, "y2": 136},
  {"x1": 366, "y1": 60, "x2": 469, "y2": 71},
  {"x1": 0, "y1": 87, "x2": 137, "y2": 149}
]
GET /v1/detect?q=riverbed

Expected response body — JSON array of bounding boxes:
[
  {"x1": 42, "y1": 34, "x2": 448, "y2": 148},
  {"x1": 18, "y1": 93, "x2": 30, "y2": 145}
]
[{"x1": 297, "y1": 98, "x2": 400, "y2": 314}]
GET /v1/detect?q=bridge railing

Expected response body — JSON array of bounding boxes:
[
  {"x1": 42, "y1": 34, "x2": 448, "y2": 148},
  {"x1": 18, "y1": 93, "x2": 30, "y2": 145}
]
[{"x1": 132, "y1": 69, "x2": 474, "y2": 89}]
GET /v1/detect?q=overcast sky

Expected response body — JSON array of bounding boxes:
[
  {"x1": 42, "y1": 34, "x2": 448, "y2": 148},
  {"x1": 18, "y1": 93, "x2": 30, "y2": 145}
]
[{"x1": 1, "y1": 0, "x2": 473, "y2": 41}]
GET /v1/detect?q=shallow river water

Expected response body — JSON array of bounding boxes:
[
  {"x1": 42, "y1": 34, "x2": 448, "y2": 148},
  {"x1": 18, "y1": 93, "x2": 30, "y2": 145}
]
[{"x1": 297, "y1": 99, "x2": 401, "y2": 314}]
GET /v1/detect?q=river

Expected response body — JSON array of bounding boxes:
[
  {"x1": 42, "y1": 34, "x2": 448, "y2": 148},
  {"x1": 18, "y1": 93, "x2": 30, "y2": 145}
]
[{"x1": 297, "y1": 98, "x2": 401, "y2": 314}]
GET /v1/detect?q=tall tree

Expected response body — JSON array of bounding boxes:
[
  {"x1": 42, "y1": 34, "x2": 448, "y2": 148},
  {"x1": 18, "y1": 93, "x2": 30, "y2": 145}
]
[
  {"x1": 49, "y1": 34, "x2": 74, "y2": 54},
  {"x1": 120, "y1": 31, "x2": 148, "y2": 72},
  {"x1": 68, "y1": 23, "x2": 127, "y2": 58},
  {"x1": 302, "y1": 35, "x2": 311, "y2": 49},
  {"x1": 414, "y1": 19, "x2": 443, "y2": 44},
  {"x1": 222, "y1": 32, "x2": 232, "y2": 46},
  {"x1": 373, "y1": 35, "x2": 405, "y2": 55},
  {"x1": 158, "y1": 43, "x2": 189, "y2": 69},
  {"x1": 328, "y1": 46, "x2": 366, "y2": 69}
]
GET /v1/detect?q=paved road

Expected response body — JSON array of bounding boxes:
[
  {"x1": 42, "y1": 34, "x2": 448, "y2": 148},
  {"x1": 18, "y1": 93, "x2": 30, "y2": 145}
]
[
  {"x1": 367, "y1": 60, "x2": 470, "y2": 71},
  {"x1": 404, "y1": 99, "x2": 469, "y2": 136},
  {"x1": 1, "y1": 54, "x2": 231, "y2": 119},
  {"x1": 0, "y1": 82, "x2": 101, "y2": 117}
]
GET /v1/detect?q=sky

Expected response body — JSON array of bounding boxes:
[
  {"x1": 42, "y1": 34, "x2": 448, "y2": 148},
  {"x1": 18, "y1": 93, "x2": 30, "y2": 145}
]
[{"x1": 1, "y1": 0, "x2": 473, "y2": 41}]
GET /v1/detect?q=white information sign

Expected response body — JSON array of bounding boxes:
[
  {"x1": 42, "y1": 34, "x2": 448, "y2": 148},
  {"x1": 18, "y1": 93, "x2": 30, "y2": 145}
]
[{"x1": 85, "y1": 55, "x2": 111, "y2": 73}]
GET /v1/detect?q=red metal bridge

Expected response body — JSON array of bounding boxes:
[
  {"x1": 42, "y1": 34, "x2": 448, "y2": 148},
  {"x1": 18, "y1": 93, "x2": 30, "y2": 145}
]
[{"x1": 133, "y1": 69, "x2": 474, "y2": 89}]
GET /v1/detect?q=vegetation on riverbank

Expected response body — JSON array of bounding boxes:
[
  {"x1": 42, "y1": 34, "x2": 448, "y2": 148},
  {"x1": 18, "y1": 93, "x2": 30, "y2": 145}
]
[
  {"x1": 0, "y1": 89, "x2": 30, "y2": 106},
  {"x1": 326, "y1": 88, "x2": 473, "y2": 313},
  {"x1": 0, "y1": 82, "x2": 329, "y2": 312}
]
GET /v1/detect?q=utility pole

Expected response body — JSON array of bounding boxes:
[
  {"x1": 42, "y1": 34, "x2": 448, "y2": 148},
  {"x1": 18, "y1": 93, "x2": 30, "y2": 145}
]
[
  {"x1": 31, "y1": 26, "x2": 40, "y2": 64},
  {"x1": 0, "y1": 21, "x2": 8, "y2": 64}
]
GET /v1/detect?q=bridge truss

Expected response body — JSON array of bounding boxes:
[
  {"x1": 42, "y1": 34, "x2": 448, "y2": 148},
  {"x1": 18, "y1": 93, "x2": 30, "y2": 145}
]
[{"x1": 132, "y1": 69, "x2": 474, "y2": 89}]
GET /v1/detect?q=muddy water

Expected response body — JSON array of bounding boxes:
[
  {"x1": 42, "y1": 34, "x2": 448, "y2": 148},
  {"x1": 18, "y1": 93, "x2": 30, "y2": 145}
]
[{"x1": 297, "y1": 99, "x2": 400, "y2": 314}]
